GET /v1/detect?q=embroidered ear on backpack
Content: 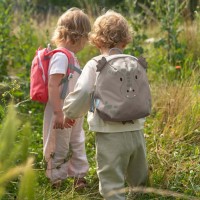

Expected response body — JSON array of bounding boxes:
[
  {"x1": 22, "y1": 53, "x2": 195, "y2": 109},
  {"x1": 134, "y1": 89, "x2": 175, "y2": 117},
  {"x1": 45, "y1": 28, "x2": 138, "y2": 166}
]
[
  {"x1": 138, "y1": 56, "x2": 148, "y2": 70},
  {"x1": 96, "y1": 57, "x2": 107, "y2": 72}
]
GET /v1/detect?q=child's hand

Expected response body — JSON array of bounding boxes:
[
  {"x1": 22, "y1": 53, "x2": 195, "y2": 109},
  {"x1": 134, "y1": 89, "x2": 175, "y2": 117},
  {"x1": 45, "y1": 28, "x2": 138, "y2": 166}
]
[
  {"x1": 64, "y1": 117, "x2": 75, "y2": 128},
  {"x1": 53, "y1": 111, "x2": 65, "y2": 129}
]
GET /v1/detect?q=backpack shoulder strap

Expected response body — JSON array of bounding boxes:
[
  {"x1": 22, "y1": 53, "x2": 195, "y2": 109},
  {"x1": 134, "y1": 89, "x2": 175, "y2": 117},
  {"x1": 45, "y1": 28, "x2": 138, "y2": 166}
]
[
  {"x1": 51, "y1": 48, "x2": 82, "y2": 74},
  {"x1": 51, "y1": 48, "x2": 74, "y2": 71},
  {"x1": 50, "y1": 48, "x2": 82, "y2": 100}
]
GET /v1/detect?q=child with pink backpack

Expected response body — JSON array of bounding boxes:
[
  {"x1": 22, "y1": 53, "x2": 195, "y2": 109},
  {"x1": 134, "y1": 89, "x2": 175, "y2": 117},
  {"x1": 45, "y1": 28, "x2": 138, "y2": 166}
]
[
  {"x1": 63, "y1": 10, "x2": 151, "y2": 199},
  {"x1": 41, "y1": 8, "x2": 91, "y2": 189}
]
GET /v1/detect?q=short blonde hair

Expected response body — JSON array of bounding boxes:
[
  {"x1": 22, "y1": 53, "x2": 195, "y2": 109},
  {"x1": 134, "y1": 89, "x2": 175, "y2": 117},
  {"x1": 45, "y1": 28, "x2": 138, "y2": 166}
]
[
  {"x1": 89, "y1": 10, "x2": 132, "y2": 49},
  {"x1": 52, "y1": 7, "x2": 91, "y2": 45}
]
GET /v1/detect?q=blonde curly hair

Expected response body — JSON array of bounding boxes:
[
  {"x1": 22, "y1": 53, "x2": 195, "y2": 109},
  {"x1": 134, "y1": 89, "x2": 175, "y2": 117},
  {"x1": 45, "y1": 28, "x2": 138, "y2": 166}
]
[
  {"x1": 89, "y1": 10, "x2": 133, "y2": 49},
  {"x1": 51, "y1": 7, "x2": 91, "y2": 45}
]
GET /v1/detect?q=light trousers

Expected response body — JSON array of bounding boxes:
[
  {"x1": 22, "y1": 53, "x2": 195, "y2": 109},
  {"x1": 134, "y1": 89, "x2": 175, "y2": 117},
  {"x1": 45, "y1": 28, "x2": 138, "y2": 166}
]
[
  {"x1": 96, "y1": 130, "x2": 148, "y2": 200},
  {"x1": 43, "y1": 118, "x2": 89, "y2": 183}
]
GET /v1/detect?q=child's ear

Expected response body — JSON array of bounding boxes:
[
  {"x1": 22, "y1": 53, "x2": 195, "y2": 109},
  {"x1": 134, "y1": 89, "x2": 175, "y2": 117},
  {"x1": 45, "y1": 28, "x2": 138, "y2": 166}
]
[
  {"x1": 122, "y1": 43, "x2": 126, "y2": 48},
  {"x1": 117, "y1": 42, "x2": 126, "y2": 49}
]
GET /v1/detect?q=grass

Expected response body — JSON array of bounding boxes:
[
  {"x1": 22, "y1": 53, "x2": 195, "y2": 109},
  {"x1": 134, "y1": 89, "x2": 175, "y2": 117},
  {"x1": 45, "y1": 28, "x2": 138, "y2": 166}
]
[
  {"x1": 0, "y1": 3, "x2": 200, "y2": 199},
  {"x1": 27, "y1": 75, "x2": 200, "y2": 200},
  {"x1": 145, "y1": 75, "x2": 200, "y2": 199}
]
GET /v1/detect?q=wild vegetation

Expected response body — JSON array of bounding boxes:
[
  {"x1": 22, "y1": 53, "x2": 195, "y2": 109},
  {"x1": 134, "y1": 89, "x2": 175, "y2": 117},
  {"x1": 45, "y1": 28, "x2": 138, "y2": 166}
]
[{"x1": 0, "y1": 0, "x2": 200, "y2": 199}]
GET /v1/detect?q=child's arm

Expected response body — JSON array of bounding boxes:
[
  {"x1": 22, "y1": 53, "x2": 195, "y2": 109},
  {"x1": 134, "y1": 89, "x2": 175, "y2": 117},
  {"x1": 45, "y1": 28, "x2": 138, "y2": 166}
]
[{"x1": 48, "y1": 74, "x2": 65, "y2": 129}]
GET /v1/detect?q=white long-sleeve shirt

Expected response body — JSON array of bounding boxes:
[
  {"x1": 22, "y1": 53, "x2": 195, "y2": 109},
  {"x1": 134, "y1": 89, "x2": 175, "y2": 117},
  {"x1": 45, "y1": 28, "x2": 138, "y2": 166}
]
[{"x1": 63, "y1": 57, "x2": 145, "y2": 133}]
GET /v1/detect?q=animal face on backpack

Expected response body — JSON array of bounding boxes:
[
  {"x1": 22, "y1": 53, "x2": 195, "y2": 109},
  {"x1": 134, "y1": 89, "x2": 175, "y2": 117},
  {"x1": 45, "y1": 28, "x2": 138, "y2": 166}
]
[
  {"x1": 94, "y1": 55, "x2": 151, "y2": 122},
  {"x1": 110, "y1": 58, "x2": 142, "y2": 99}
]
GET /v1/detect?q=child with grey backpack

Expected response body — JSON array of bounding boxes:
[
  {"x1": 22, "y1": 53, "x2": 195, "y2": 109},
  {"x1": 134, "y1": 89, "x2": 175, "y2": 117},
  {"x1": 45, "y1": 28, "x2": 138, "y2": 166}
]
[{"x1": 63, "y1": 10, "x2": 151, "y2": 200}]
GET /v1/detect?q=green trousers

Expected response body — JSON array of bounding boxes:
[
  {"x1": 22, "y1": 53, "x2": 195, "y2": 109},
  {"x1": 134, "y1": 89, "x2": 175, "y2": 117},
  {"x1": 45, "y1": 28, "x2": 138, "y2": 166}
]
[{"x1": 96, "y1": 130, "x2": 148, "y2": 200}]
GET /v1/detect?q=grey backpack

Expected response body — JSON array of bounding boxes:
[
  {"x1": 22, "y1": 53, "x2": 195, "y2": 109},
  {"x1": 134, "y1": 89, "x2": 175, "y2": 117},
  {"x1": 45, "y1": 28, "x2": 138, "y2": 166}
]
[{"x1": 92, "y1": 54, "x2": 151, "y2": 122}]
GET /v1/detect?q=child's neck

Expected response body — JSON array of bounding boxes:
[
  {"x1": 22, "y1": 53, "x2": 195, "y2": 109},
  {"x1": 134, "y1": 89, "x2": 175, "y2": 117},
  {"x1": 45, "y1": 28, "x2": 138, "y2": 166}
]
[{"x1": 100, "y1": 44, "x2": 125, "y2": 56}]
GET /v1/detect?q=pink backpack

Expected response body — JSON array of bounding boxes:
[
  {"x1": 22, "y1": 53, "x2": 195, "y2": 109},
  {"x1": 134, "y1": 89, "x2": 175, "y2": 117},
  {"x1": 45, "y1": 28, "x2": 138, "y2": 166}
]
[{"x1": 30, "y1": 45, "x2": 78, "y2": 103}]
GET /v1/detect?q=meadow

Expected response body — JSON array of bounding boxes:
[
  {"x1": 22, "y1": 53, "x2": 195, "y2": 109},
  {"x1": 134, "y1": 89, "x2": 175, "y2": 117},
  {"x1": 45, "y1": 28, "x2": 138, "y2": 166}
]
[{"x1": 0, "y1": 0, "x2": 200, "y2": 199}]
